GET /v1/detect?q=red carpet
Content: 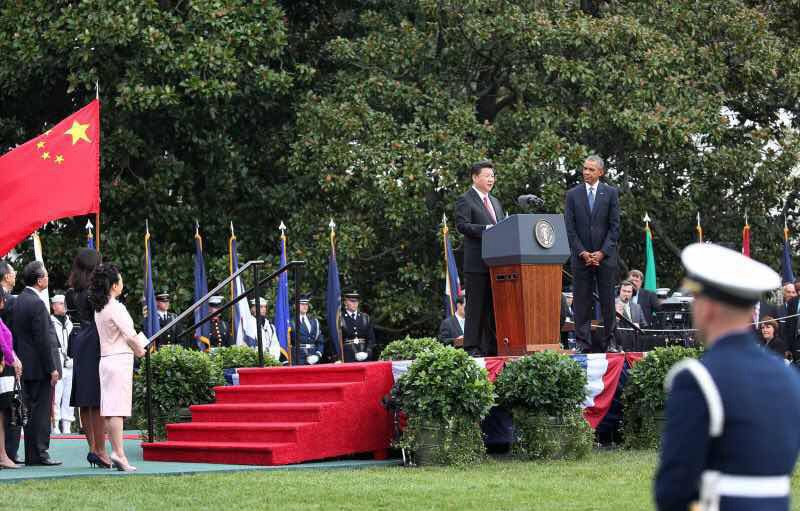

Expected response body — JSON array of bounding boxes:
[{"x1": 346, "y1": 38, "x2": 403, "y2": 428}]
[{"x1": 142, "y1": 362, "x2": 394, "y2": 466}]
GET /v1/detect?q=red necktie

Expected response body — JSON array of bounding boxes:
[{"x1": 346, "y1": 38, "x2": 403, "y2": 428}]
[{"x1": 483, "y1": 196, "x2": 497, "y2": 224}]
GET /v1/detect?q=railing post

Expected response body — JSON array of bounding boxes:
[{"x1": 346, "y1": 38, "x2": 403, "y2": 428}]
[
  {"x1": 146, "y1": 349, "x2": 154, "y2": 443},
  {"x1": 253, "y1": 263, "x2": 265, "y2": 367},
  {"x1": 292, "y1": 264, "x2": 302, "y2": 367}
]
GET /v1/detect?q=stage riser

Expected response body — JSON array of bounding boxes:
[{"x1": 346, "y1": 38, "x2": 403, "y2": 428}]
[
  {"x1": 190, "y1": 406, "x2": 324, "y2": 423},
  {"x1": 213, "y1": 384, "x2": 348, "y2": 404},
  {"x1": 142, "y1": 362, "x2": 394, "y2": 466},
  {"x1": 238, "y1": 366, "x2": 367, "y2": 385},
  {"x1": 166, "y1": 424, "x2": 308, "y2": 443}
]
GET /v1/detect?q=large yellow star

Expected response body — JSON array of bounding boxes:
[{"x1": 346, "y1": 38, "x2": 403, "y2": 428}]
[{"x1": 64, "y1": 121, "x2": 91, "y2": 145}]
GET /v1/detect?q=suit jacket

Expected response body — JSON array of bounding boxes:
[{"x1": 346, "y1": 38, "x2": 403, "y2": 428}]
[
  {"x1": 564, "y1": 182, "x2": 620, "y2": 264},
  {"x1": 455, "y1": 187, "x2": 505, "y2": 273},
  {"x1": 12, "y1": 287, "x2": 58, "y2": 381},
  {"x1": 784, "y1": 296, "x2": 799, "y2": 352},
  {"x1": 633, "y1": 288, "x2": 659, "y2": 324},
  {"x1": 617, "y1": 299, "x2": 647, "y2": 328},
  {"x1": 438, "y1": 315, "x2": 464, "y2": 345}
]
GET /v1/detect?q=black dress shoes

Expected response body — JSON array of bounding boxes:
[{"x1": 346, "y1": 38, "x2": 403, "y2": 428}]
[{"x1": 27, "y1": 458, "x2": 62, "y2": 466}]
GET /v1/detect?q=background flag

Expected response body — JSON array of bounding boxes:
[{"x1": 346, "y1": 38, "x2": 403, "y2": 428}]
[
  {"x1": 442, "y1": 214, "x2": 461, "y2": 318},
  {"x1": 229, "y1": 224, "x2": 257, "y2": 346},
  {"x1": 326, "y1": 219, "x2": 343, "y2": 361},
  {"x1": 274, "y1": 222, "x2": 291, "y2": 361},
  {"x1": 0, "y1": 100, "x2": 100, "y2": 256},
  {"x1": 31, "y1": 230, "x2": 50, "y2": 306},
  {"x1": 696, "y1": 212, "x2": 703, "y2": 243},
  {"x1": 143, "y1": 221, "x2": 159, "y2": 342},
  {"x1": 782, "y1": 220, "x2": 794, "y2": 284},
  {"x1": 742, "y1": 214, "x2": 750, "y2": 258},
  {"x1": 193, "y1": 223, "x2": 211, "y2": 351},
  {"x1": 643, "y1": 214, "x2": 657, "y2": 291},
  {"x1": 86, "y1": 220, "x2": 95, "y2": 249}
]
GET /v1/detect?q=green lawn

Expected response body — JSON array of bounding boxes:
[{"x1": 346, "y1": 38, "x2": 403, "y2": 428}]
[{"x1": 4, "y1": 450, "x2": 800, "y2": 510}]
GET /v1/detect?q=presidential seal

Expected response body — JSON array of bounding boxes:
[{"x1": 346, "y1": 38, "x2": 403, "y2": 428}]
[{"x1": 534, "y1": 220, "x2": 555, "y2": 248}]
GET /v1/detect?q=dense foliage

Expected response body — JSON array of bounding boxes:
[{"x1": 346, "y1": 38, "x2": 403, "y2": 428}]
[
  {"x1": 2, "y1": 1, "x2": 799, "y2": 342},
  {"x1": 622, "y1": 345, "x2": 703, "y2": 449},
  {"x1": 495, "y1": 352, "x2": 587, "y2": 416},
  {"x1": 132, "y1": 345, "x2": 224, "y2": 440},
  {"x1": 210, "y1": 345, "x2": 280, "y2": 369},
  {"x1": 378, "y1": 336, "x2": 446, "y2": 360}
]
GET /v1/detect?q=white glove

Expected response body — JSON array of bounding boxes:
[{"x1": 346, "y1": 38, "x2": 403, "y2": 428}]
[
  {"x1": 355, "y1": 351, "x2": 368, "y2": 362},
  {"x1": 306, "y1": 354, "x2": 319, "y2": 365}
]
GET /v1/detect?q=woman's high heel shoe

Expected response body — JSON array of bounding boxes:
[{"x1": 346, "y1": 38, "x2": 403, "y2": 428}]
[
  {"x1": 87, "y1": 452, "x2": 112, "y2": 469},
  {"x1": 109, "y1": 454, "x2": 137, "y2": 472}
]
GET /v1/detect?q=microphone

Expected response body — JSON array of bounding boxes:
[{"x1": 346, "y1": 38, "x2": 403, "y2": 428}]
[{"x1": 516, "y1": 194, "x2": 544, "y2": 207}]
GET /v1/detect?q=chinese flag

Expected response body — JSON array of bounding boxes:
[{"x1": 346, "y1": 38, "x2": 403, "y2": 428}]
[{"x1": 0, "y1": 100, "x2": 100, "y2": 256}]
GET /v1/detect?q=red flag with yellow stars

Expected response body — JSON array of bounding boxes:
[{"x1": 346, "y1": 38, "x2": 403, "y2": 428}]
[{"x1": 0, "y1": 100, "x2": 100, "y2": 256}]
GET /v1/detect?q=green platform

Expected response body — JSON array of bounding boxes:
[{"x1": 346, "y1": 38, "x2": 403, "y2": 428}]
[{"x1": 0, "y1": 433, "x2": 399, "y2": 482}]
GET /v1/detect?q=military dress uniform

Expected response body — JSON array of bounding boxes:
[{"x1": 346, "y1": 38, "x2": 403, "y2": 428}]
[
  {"x1": 208, "y1": 316, "x2": 233, "y2": 348},
  {"x1": 292, "y1": 315, "x2": 325, "y2": 365},
  {"x1": 340, "y1": 310, "x2": 376, "y2": 363},
  {"x1": 654, "y1": 244, "x2": 800, "y2": 511}
]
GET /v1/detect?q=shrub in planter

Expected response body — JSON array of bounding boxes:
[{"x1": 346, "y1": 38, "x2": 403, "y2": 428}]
[
  {"x1": 391, "y1": 347, "x2": 494, "y2": 465},
  {"x1": 495, "y1": 351, "x2": 593, "y2": 460},
  {"x1": 379, "y1": 336, "x2": 446, "y2": 361},
  {"x1": 211, "y1": 346, "x2": 281, "y2": 369},
  {"x1": 622, "y1": 346, "x2": 702, "y2": 449},
  {"x1": 132, "y1": 346, "x2": 225, "y2": 440}
]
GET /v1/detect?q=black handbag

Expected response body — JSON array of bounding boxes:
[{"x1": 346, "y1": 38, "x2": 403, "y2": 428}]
[{"x1": 8, "y1": 380, "x2": 27, "y2": 428}]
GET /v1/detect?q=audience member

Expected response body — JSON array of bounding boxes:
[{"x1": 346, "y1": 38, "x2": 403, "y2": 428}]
[
  {"x1": 438, "y1": 295, "x2": 466, "y2": 347},
  {"x1": 65, "y1": 248, "x2": 109, "y2": 468},
  {"x1": 14, "y1": 261, "x2": 61, "y2": 466},
  {"x1": 0, "y1": 288, "x2": 22, "y2": 468},
  {"x1": 91, "y1": 264, "x2": 146, "y2": 472},
  {"x1": 626, "y1": 269, "x2": 659, "y2": 325},
  {"x1": 758, "y1": 316, "x2": 791, "y2": 360}
]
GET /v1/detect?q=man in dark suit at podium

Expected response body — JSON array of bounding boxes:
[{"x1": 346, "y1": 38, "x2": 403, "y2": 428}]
[
  {"x1": 455, "y1": 160, "x2": 505, "y2": 356},
  {"x1": 564, "y1": 155, "x2": 621, "y2": 353}
]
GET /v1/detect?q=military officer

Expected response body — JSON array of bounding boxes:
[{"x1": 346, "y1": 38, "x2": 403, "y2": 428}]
[
  {"x1": 207, "y1": 296, "x2": 233, "y2": 349},
  {"x1": 291, "y1": 294, "x2": 325, "y2": 365},
  {"x1": 654, "y1": 243, "x2": 800, "y2": 511},
  {"x1": 154, "y1": 292, "x2": 182, "y2": 348},
  {"x1": 248, "y1": 297, "x2": 281, "y2": 362},
  {"x1": 340, "y1": 291, "x2": 376, "y2": 363}
]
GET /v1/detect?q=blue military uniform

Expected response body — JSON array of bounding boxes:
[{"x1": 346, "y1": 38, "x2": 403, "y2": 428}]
[
  {"x1": 655, "y1": 243, "x2": 800, "y2": 511},
  {"x1": 291, "y1": 299, "x2": 325, "y2": 365}
]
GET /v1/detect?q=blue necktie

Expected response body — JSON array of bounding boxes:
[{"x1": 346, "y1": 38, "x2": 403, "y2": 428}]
[{"x1": 588, "y1": 188, "x2": 595, "y2": 212}]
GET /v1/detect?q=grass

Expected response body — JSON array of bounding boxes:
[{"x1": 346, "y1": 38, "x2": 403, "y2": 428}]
[{"x1": 4, "y1": 449, "x2": 800, "y2": 510}]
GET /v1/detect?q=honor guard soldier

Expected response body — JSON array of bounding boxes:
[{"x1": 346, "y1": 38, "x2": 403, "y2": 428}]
[
  {"x1": 248, "y1": 297, "x2": 281, "y2": 362},
  {"x1": 207, "y1": 296, "x2": 233, "y2": 349},
  {"x1": 654, "y1": 243, "x2": 800, "y2": 511},
  {"x1": 291, "y1": 294, "x2": 325, "y2": 365},
  {"x1": 153, "y1": 292, "x2": 182, "y2": 348},
  {"x1": 340, "y1": 291, "x2": 375, "y2": 362}
]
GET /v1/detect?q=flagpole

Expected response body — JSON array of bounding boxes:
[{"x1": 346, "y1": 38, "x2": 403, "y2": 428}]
[
  {"x1": 279, "y1": 221, "x2": 293, "y2": 365},
  {"x1": 441, "y1": 214, "x2": 454, "y2": 317},
  {"x1": 330, "y1": 219, "x2": 344, "y2": 362}
]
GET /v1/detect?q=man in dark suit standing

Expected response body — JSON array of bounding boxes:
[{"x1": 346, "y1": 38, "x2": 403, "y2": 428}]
[
  {"x1": 564, "y1": 155, "x2": 621, "y2": 353},
  {"x1": 455, "y1": 160, "x2": 505, "y2": 356},
  {"x1": 626, "y1": 269, "x2": 659, "y2": 325},
  {"x1": 13, "y1": 261, "x2": 61, "y2": 466},
  {"x1": 438, "y1": 295, "x2": 466, "y2": 346}
]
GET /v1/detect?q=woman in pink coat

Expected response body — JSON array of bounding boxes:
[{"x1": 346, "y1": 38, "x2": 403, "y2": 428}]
[
  {"x1": 0, "y1": 288, "x2": 22, "y2": 468},
  {"x1": 90, "y1": 264, "x2": 145, "y2": 472}
]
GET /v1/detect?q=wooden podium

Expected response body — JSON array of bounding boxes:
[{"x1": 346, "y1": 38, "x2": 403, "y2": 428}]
[{"x1": 482, "y1": 214, "x2": 570, "y2": 355}]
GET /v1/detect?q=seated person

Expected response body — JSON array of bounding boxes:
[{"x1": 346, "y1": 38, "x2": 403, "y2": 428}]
[{"x1": 438, "y1": 295, "x2": 465, "y2": 347}]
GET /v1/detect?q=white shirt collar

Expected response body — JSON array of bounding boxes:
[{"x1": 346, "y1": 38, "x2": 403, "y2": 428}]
[
  {"x1": 585, "y1": 182, "x2": 598, "y2": 193},
  {"x1": 472, "y1": 186, "x2": 489, "y2": 201}
]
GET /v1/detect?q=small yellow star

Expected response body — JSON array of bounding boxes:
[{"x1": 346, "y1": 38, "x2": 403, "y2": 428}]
[
  {"x1": 36, "y1": 141, "x2": 45, "y2": 149},
  {"x1": 55, "y1": 154, "x2": 64, "y2": 164},
  {"x1": 64, "y1": 121, "x2": 91, "y2": 145},
  {"x1": 41, "y1": 151, "x2": 50, "y2": 160}
]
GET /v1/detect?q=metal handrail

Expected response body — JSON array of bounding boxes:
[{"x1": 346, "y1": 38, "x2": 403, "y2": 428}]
[
  {"x1": 144, "y1": 259, "x2": 306, "y2": 443},
  {"x1": 176, "y1": 260, "x2": 306, "y2": 340}
]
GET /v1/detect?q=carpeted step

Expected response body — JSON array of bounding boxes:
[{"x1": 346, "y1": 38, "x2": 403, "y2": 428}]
[
  {"x1": 190, "y1": 402, "x2": 333, "y2": 423},
  {"x1": 142, "y1": 440, "x2": 295, "y2": 465},
  {"x1": 213, "y1": 383, "x2": 350, "y2": 404},
  {"x1": 237, "y1": 363, "x2": 370, "y2": 385},
  {"x1": 166, "y1": 422, "x2": 313, "y2": 443}
]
